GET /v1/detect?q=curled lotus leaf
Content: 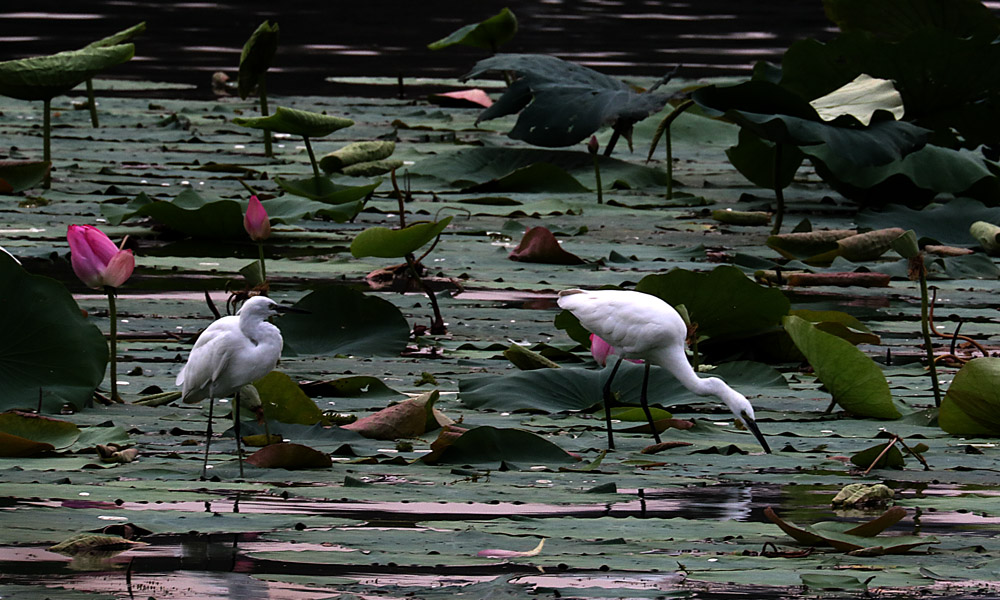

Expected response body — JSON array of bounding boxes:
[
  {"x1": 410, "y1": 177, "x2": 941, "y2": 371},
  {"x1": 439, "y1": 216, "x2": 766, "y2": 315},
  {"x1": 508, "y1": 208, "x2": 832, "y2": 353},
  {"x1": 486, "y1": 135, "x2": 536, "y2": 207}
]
[
  {"x1": 0, "y1": 44, "x2": 135, "y2": 101},
  {"x1": 428, "y1": 7, "x2": 518, "y2": 52},
  {"x1": 232, "y1": 106, "x2": 353, "y2": 138},
  {"x1": 351, "y1": 216, "x2": 453, "y2": 259},
  {"x1": 238, "y1": 20, "x2": 280, "y2": 99}
]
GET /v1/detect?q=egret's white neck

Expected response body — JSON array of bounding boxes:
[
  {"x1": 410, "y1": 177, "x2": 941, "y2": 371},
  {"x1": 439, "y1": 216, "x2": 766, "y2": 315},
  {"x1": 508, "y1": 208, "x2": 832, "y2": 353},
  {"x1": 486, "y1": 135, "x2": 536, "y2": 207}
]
[
  {"x1": 649, "y1": 345, "x2": 754, "y2": 422},
  {"x1": 240, "y1": 311, "x2": 279, "y2": 346}
]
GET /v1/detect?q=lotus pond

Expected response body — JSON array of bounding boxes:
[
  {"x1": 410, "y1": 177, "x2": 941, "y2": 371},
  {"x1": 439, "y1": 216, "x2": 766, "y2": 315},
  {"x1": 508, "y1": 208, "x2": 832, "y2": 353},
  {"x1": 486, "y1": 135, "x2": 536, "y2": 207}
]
[{"x1": 3, "y1": 5, "x2": 1000, "y2": 600}]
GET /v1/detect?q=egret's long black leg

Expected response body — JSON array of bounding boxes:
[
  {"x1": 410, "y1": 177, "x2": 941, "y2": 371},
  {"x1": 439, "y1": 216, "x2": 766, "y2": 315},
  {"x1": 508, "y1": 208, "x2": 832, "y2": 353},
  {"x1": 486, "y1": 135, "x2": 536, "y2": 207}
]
[
  {"x1": 202, "y1": 396, "x2": 215, "y2": 480},
  {"x1": 602, "y1": 356, "x2": 624, "y2": 450},
  {"x1": 234, "y1": 390, "x2": 244, "y2": 478},
  {"x1": 639, "y1": 362, "x2": 662, "y2": 444}
]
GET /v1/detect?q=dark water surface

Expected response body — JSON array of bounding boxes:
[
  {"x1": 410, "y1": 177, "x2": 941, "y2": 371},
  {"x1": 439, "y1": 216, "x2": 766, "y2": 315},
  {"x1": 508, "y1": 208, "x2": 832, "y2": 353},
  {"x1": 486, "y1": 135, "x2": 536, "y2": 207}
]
[{"x1": 0, "y1": 1, "x2": 835, "y2": 97}]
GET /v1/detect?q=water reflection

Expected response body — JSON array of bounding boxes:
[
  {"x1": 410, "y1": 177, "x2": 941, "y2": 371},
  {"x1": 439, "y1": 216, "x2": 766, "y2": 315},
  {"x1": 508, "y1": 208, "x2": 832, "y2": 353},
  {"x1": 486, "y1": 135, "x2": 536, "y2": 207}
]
[{"x1": 0, "y1": 1, "x2": 835, "y2": 97}]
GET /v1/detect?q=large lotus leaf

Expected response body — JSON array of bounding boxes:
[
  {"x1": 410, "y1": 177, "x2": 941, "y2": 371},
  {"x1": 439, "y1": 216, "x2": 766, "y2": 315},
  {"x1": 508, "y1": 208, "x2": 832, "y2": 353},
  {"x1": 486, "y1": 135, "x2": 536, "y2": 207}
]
[
  {"x1": 938, "y1": 358, "x2": 1000, "y2": 434},
  {"x1": 463, "y1": 54, "x2": 669, "y2": 147},
  {"x1": 856, "y1": 197, "x2": 1000, "y2": 247},
  {"x1": 0, "y1": 412, "x2": 81, "y2": 457},
  {"x1": 411, "y1": 147, "x2": 666, "y2": 191},
  {"x1": 427, "y1": 7, "x2": 517, "y2": 51},
  {"x1": 84, "y1": 22, "x2": 146, "y2": 49},
  {"x1": 783, "y1": 315, "x2": 899, "y2": 419},
  {"x1": 725, "y1": 128, "x2": 804, "y2": 190},
  {"x1": 430, "y1": 426, "x2": 576, "y2": 467},
  {"x1": 351, "y1": 216, "x2": 453, "y2": 259},
  {"x1": 277, "y1": 286, "x2": 409, "y2": 357},
  {"x1": 232, "y1": 106, "x2": 353, "y2": 138},
  {"x1": 823, "y1": 0, "x2": 998, "y2": 42},
  {"x1": 253, "y1": 371, "x2": 325, "y2": 426},
  {"x1": 0, "y1": 44, "x2": 134, "y2": 101},
  {"x1": 778, "y1": 32, "x2": 1000, "y2": 150},
  {"x1": 238, "y1": 20, "x2": 279, "y2": 100},
  {"x1": 460, "y1": 360, "x2": 786, "y2": 413},
  {"x1": 635, "y1": 265, "x2": 791, "y2": 342},
  {"x1": 0, "y1": 160, "x2": 50, "y2": 194},
  {"x1": 804, "y1": 142, "x2": 997, "y2": 207},
  {"x1": 693, "y1": 81, "x2": 929, "y2": 167},
  {"x1": 0, "y1": 252, "x2": 108, "y2": 412},
  {"x1": 273, "y1": 176, "x2": 377, "y2": 206}
]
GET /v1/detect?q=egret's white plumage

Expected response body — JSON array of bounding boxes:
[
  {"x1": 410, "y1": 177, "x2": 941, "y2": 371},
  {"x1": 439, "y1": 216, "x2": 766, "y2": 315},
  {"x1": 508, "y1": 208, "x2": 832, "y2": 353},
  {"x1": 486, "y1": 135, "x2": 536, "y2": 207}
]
[
  {"x1": 558, "y1": 288, "x2": 771, "y2": 453},
  {"x1": 177, "y1": 296, "x2": 288, "y2": 477}
]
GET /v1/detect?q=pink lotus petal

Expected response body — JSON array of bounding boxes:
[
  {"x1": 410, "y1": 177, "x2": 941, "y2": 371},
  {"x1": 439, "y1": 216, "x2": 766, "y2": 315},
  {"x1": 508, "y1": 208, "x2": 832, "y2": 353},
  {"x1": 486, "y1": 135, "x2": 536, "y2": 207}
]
[
  {"x1": 243, "y1": 195, "x2": 271, "y2": 241},
  {"x1": 429, "y1": 89, "x2": 493, "y2": 108},
  {"x1": 67, "y1": 225, "x2": 134, "y2": 289}
]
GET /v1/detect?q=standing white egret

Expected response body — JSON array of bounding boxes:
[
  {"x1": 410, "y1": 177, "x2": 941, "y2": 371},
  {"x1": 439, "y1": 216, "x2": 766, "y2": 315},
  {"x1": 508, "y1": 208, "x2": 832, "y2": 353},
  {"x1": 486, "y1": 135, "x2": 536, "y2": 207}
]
[
  {"x1": 176, "y1": 296, "x2": 297, "y2": 478},
  {"x1": 557, "y1": 288, "x2": 771, "y2": 453}
]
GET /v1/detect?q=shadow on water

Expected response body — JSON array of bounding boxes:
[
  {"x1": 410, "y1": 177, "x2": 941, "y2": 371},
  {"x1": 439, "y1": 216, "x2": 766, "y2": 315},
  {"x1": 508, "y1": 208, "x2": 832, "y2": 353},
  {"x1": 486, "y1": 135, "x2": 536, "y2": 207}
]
[{"x1": 0, "y1": 1, "x2": 835, "y2": 98}]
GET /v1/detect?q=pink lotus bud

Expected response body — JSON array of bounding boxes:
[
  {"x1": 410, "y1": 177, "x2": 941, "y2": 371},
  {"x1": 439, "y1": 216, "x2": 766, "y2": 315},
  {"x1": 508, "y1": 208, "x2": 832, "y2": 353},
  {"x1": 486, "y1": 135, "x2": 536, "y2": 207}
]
[
  {"x1": 587, "y1": 135, "x2": 599, "y2": 155},
  {"x1": 244, "y1": 195, "x2": 271, "y2": 241},
  {"x1": 67, "y1": 225, "x2": 135, "y2": 289}
]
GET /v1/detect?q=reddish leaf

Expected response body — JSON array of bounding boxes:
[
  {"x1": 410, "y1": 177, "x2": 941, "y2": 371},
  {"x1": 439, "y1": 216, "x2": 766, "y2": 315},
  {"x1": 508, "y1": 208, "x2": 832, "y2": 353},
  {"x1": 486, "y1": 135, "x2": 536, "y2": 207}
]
[
  {"x1": 0, "y1": 431, "x2": 55, "y2": 457},
  {"x1": 341, "y1": 390, "x2": 448, "y2": 440},
  {"x1": 245, "y1": 442, "x2": 332, "y2": 470},
  {"x1": 509, "y1": 227, "x2": 585, "y2": 265}
]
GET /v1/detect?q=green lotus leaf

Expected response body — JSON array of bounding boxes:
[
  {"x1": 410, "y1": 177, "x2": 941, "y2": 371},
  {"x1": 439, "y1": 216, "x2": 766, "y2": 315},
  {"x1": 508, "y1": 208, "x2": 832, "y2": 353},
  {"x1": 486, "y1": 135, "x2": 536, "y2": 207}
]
[
  {"x1": 320, "y1": 141, "x2": 395, "y2": 173},
  {"x1": 0, "y1": 160, "x2": 50, "y2": 194},
  {"x1": 635, "y1": 265, "x2": 791, "y2": 342},
  {"x1": 463, "y1": 54, "x2": 669, "y2": 148},
  {"x1": 460, "y1": 360, "x2": 786, "y2": 413},
  {"x1": 0, "y1": 412, "x2": 81, "y2": 457},
  {"x1": 783, "y1": 315, "x2": 899, "y2": 419},
  {"x1": 411, "y1": 146, "x2": 666, "y2": 191},
  {"x1": 725, "y1": 128, "x2": 804, "y2": 190},
  {"x1": 277, "y1": 286, "x2": 410, "y2": 357},
  {"x1": 850, "y1": 441, "x2": 905, "y2": 470},
  {"x1": 273, "y1": 176, "x2": 377, "y2": 207},
  {"x1": 856, "y1": 197, "x2": 1000, "y2": 247},
  {"x1": 789, "y1": 309, "x2": 880, "y2": 346},
  {"x1": 351, "y1": 216, "x2": 453, "y2": 259},
  {"x1": 0, "y1": 44, "x2": 135, "y2": 101},
  {"x1": 0, "y1": 252, "x2": 108, "y2": 412},
  {"x1": 939, "y1": 358, "x2": 1000, "y2": 434},
  {"x1": 84, "y1": 22, "x2": 146, "y2": 49},
  {"x1": 252, "y1": 372, "x2": 325, "y2": 426},
  {"x1": 824, "y1": 0, "x2": 999, "y2": 41},
  {"x1": 693, "y1": 80, "x2": 930, "y2": 168},
  {"x1": 238, "y1": 20, "x2": 279, "y2": 100},
  {"x1": 427, "y1": 7, "x2": 518, "y2": 51},
  {"x1": 232, "y1": 106, "x2": 353, "y2": 138}
]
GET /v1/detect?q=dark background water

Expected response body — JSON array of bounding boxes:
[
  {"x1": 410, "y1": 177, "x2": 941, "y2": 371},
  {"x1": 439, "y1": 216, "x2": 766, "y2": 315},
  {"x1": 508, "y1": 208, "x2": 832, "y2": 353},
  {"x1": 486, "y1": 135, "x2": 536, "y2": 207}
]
[{"x1": 0, "y1": 1, "x2": 836, "y2": 97}]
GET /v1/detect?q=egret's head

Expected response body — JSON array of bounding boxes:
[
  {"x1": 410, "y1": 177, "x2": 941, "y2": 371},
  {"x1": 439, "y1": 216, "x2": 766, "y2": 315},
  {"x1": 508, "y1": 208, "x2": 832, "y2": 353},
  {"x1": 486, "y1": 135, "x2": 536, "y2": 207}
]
[
  {"x1": 238, "y1": 296, "x2": 282, "y2": 319},
  {"x1": 714, "y1": 382, "x2": 771, "y2": 454}
]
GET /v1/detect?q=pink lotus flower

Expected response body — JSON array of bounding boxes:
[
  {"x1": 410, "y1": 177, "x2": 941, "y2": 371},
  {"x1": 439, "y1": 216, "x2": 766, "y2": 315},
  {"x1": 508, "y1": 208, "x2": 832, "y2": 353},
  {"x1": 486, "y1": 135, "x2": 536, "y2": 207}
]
[
  {"x1": 590, "y1": 334, "x2": 642, "y2": 366},
  {"x1": 243, "y1": 195, "x2": 271, "y2": 241},
  {"x1": 67, "y1": 225, "x2": 134, "y2": 289}
]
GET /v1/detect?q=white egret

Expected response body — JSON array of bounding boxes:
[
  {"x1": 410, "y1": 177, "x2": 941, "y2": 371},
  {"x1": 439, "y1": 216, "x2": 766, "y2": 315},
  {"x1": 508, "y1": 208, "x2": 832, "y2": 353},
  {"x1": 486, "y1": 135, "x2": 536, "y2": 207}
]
[
  {"x1": 176, "y1": 296, "x2": 297, "y2": 478},
  {"x1": 557, "y1": 288, "x2": 771, "y2": 453}
]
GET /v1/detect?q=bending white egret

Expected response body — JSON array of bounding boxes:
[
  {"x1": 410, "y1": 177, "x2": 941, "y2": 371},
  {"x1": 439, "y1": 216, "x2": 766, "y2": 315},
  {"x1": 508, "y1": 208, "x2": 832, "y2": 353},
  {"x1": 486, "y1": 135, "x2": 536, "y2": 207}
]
[
  {"x1": 176, "y1": 296, "x2": 296, "y2": 478},
  {"x1": 557, "y1": 288, "x2": 771, "y2": 453}
]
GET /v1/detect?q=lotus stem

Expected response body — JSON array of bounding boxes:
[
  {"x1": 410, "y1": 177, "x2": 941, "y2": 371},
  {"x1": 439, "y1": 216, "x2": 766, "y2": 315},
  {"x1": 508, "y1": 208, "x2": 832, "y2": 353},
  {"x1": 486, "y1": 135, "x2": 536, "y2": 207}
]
[
  {"x1": 105, "y1": 285, "x2": 122, "y2": 403},
  {"x1": 591, "y1": 155, "x2": 603, "y2": 204},
  {"x1": 405, "y1": 253, "x2": 446, "y2": 334},
  {"x1": 918, "y1": 267, "x2": 942, "y2": 407},
  {"x1": 665, "y1": 129, "x2": 673, "y2": 200},
  {"x1": 85, "y1": 78, "x2": 99, "y2": 128},
  {"x1": 771, "y1": 143, "x2": 785, "y2": 235},
  {"x1": 302, "y1": 136, "x2": 320, "y2": 179},
  {"x1": 43, "y1": 98, "x2": 51, "y2": 188},
  {"x1": 258, "y1": 77, "x2": 272, "y2": 158},
  {"x1": 257, "y1": 241, "x2": 267, "y2": 282}
]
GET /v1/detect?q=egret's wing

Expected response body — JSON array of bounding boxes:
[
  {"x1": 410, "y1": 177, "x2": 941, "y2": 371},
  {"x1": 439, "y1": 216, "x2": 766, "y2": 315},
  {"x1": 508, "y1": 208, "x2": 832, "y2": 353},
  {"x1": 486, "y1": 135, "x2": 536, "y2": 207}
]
[
  {"x1": 176, "y1": 317, "x2": 239, "y2": 402},
  {"x1": 558, "y1": 290, "x2": 684, "y2": 355}
]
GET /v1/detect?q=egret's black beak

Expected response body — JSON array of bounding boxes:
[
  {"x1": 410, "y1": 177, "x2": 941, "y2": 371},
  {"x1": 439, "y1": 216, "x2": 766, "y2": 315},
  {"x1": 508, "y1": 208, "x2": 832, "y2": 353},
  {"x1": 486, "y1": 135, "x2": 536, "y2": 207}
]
[
  {"x1": 742, "y1": 411, "x2": 772, "y2": 454},
  {"x1": 275, "y1": 304, "x2": 310, "y2": 315}
]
